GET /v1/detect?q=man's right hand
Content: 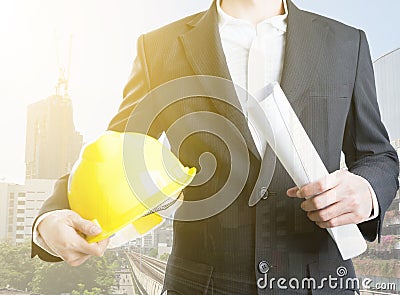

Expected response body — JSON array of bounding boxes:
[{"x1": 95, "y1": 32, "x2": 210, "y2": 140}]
[{"x1": 37, "y1": 210, "x2": 109, "y2": 266}]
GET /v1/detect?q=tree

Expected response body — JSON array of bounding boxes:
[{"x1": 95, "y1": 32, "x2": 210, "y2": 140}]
[
  {"x1": 0, "y1": 242, "x2": 42, "y2": 290},
  {"x1": 159, "y1": 253, "x2": 169, "y2": 261},
  {"x1": 0, "y1": 242, "x2": 120, "y2": 295},
  {"x1": 71, "y1": 284, "x2": 102, "y2": 295},
  {"x1": 29, "y1": 251, "x2": 119, "y2": 294},
  {"x1": 148, "y1": 248, "x2": 158, "y2": 258}
]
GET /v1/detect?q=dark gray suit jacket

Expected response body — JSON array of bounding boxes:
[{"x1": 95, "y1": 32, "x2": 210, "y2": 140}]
[{"x1": 32, "y1": 1, "x2": 399, "y2": 294}]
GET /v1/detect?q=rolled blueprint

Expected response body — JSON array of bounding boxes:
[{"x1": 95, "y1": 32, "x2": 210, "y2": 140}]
[{"x1": 252, "y1": 82, "x2": 367, "y2": 260}]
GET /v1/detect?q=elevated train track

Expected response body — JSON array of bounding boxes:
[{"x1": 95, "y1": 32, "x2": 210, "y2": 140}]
[{"x1": 125, "y1": 251, "x2": 166, "y2": 294}]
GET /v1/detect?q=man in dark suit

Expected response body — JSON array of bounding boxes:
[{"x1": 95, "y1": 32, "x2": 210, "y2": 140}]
[{"x1": 32, "y1": 0, "x2": 399, "y2": 294}]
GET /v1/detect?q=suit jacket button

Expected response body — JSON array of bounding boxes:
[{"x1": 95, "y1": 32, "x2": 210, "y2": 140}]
[
  {"x1": 260, "y1": 187, "x2": 268, "y2": 199},
  {"x1": 258, "y1": 260, "x2": 270, "y2": 274}
]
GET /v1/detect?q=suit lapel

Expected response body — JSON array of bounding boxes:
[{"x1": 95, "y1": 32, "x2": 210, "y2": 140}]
[
  {"x1": 281, "y1": 0, "x2": 330, "y2": 104},
  {"x1": 179, "y1": 1, "x2": 262, "y2": 161},
  {"x1": 179, "y1": 1, "x2": 231, "y2": 81}
]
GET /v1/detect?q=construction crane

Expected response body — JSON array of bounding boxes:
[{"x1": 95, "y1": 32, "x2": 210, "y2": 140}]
[{"x1": 55, "y1": 33, "x2": 72, "y2": 98}]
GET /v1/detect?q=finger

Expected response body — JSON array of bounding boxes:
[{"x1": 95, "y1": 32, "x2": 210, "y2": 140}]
[
  {"x1": 307, "y1": 200, "x2": 352, "y2": 222},
  {"x1": 64, "y1": 253, "x2": 91, "y2": 267},
  {"x1": 316, "y1": 213, "x2": 359, "y2": 229},
  {"x1": 52, "y1": 229, "x2": 104, "y2": 258},
  {"x1": 70, "y1": 255, "x2": 91, "y2": 267},
  {"x1": 97, "y1": 238, "x2": 110, "y2": 256},
  {"x1": 68, "y1": 212, "x2": 102, "y2": 236},
  {"x1": 298, "y1": 170, "x2": 342, "y2": 198},
  {"x1": 286, "y1": 186, "x2": 299, "y2": 197},
  {"x1": 300, "y1": 188, "x2": 343, "y2": 212},
  {"x1": 71, "y1": 235, "x2": 105, "y2": 257},
  {"x1": 57, "y1": 248, "x2": 90, "y2": 264}
]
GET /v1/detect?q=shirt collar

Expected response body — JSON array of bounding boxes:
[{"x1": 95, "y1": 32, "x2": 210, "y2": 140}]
[{"x1": 217, "y1": 0, "x2": 288, "y2": 33}]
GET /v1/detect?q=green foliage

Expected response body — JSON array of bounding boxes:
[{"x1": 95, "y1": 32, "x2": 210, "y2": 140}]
[
  {"x1": 71, "y1": 284, "x2": 102, "y2": 295},
  {"x1": 0, "y1": 242, "x2": 120, "y2": 295},
  {"x1": 159, "y1": 253, "x2": 169, "y2": 261},
  {"x1": 148, "y1": 248, "x2": 158, "y2": 258},
  {"x1": 0, "y1": 242, "x2": 42, "y2": 290}
]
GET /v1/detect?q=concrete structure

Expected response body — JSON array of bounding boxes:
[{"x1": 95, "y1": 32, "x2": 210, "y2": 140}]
[
  {"x1": 142, "y1": 230, "x2": 157, "y2": 253},
  {"x1": 25, "y1": 93, "x2": 82, "y2": 180},
  {"x1": 373, "y1": 48, "x2": 400, "y2": 141},
  {"x1": 0, "y1": 183, "x2": 9, "y2": 241},
  {"x1": 0, "y1": 179, "x2": 56, "y2": 243},
  {"x1": 155, "y1": 226, "x2": 173, "y2": 257},
  {"x1": 157, "y1": 243, "x2": 172, "y2": 257}
]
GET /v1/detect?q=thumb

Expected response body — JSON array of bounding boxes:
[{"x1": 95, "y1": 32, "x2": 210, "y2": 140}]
[
  {"x1": 97, "y1": 238, "x2": 110, "y2": 255},
  {"x1": 69, "y1": 212, "x2": 102, "y2": 236},
  {"x1": 286, "y1": 186, "x2": 299, "y2": 197}
]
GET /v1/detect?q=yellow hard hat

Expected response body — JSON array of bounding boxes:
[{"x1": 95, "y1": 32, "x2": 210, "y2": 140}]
[{"x1": 68, "y1": 131, "x2": 196, "y2": 244}]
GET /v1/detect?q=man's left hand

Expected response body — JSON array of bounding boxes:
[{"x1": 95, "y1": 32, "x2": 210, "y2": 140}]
[{"x1": 286, "y1": 170, "x2": 373, "y2": 228}]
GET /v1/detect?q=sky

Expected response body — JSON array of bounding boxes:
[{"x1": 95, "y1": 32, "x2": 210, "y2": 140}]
[{"x1": 1, "y1": 0, "x2": 399, "y2": 183}]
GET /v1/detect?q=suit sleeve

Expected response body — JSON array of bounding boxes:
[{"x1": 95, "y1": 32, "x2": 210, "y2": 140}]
[
  {"x1": 107, "y1": 34, "x2": 162, "y2": 137},
  {"x1": 31, "y1": 34, "x2": 156, "y2": 261},
  {"x1": 342, "y1": 30, "x2": 399, "y2": 242}
]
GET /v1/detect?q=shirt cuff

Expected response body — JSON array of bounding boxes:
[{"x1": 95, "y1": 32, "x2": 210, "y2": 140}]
[
  {"x1": 359, "y1": 176, "x2": 379, "y2": 221},
  {"x1": 32, "y1": 210, "x2": 70, "y2": 258}
]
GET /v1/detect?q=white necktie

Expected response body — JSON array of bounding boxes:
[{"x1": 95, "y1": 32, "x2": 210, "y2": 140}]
[
  {"x1": 247, "y1": 31, "x2": 267, "y2": 157},
  {"x1": 246, "y1": 25, "x2": 285, "y2": 157}
]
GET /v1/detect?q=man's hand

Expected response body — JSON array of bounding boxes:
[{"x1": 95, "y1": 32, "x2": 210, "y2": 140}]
[
  {"x1": 286, "y1": 170, "x2": 373, "y2": 228},
  {"x1": 37, "y1": 210, "x2": 109, "y2": 266}
]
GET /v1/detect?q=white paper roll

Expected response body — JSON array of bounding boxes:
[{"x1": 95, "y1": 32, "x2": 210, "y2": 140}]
[{"x1": 252, "y1": 82, "x2": 367, "y2": 260}]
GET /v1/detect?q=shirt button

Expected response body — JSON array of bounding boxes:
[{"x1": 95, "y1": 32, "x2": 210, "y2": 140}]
[{"x1": 258, "y1": 260, "x2": 270, "y2": 274}]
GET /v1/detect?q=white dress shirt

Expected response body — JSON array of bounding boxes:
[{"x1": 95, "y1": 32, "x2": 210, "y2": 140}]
[
  {"x1": 217, "y1": 0, "x2": 288, "y2": 157},
  {"x1": 33, "y1": 0, "x2": 378, "y2": 256}
]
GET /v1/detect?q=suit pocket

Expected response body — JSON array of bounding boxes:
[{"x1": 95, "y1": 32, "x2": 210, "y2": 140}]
[
  {"x1": 307, "y1": 83, "x2": 350, "y2": 99},
  {"x1": 162, "y1": 255, "x2": 214, "y2": 295}
]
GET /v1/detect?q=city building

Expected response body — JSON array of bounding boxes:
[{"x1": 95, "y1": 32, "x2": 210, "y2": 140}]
[
  {"x1": 142, "y1": 230, "x2": 157, "y2": 253},
  {"x1": 156, "y1": 226, "x2": 173, "y2": 257},
  {"x1": 370, "y1": 49, "x2": 400, "y2": 259},
  {"x1": 0, "y1": 179, "x2": 56, "y2": 243},
  {"x1": 25, "y1": 87, "x2": 82, "y2": 179},
  {"x1": 373, "y1": 48, "x2": 400, "y2": 141},
  {"x1": 0, "y1": 183, "x2": 9, "y2": 241},
  {"x1": 0, "y1": 48, "x2": 82, "y2": 244}
]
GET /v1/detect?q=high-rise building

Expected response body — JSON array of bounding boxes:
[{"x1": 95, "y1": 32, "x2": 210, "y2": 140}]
[
  {"x1": 0, "y1": 179, "x2": 56, "y2": 243},
  {"x1": 373, "y1": 48, "x2": 400, "y2": 141},
  {"x1": 25, "y1": 92, "x2": 83, "y2": 179},
  {"x1": 372, "y1": 49, "x2": 400, "y2": 258},
  {"x1": 0, "y1": 183, "x2": 9, "y2": 241},
  {"x1": 373, "y1": 48, "x2": 400, "y2": 215}
]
